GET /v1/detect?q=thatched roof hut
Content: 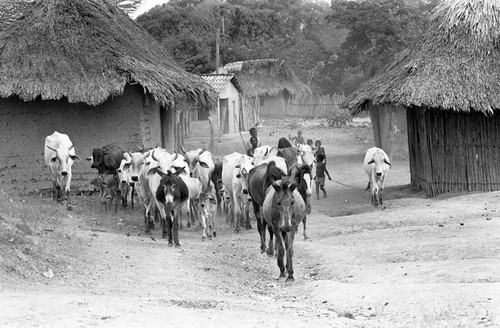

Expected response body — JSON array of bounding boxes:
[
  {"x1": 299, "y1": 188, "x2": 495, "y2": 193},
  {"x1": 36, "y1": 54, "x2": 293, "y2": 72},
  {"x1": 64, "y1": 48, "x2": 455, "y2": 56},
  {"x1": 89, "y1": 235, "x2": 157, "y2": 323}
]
[
  {"x1": 0, "y1": 0, "x2": 216, "y2": 194},
  {"x1": 219, "y1": 59, "x2": 311, "y2": 118},
  {"x1": 0, "y1": 0, "x2": 216, "y2": 108},
  {"x1": 343, "y1": 0, "x2": 500, "y2": 196}
]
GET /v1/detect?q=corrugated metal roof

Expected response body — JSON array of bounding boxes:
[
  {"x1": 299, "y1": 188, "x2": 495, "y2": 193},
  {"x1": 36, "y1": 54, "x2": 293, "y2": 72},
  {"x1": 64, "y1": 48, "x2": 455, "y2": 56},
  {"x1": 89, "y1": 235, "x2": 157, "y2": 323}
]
[{"x1": 200, "y1": 74, "x2": 238, "y2": 94}]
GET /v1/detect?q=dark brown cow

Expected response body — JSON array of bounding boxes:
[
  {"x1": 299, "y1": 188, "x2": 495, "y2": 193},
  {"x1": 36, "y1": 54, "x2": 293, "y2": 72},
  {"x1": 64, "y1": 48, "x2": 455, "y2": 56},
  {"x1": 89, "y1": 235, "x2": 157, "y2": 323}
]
[{"x1": 86, "y1": 144, "x2": 124, "y2": 175}]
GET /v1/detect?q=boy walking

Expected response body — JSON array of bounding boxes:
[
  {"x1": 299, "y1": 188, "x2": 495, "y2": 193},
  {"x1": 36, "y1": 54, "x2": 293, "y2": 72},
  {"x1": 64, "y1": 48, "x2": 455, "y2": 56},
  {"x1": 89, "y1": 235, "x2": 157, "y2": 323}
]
[{"x1": 315, "y1": 153, "x2": 331, "y2": 199}]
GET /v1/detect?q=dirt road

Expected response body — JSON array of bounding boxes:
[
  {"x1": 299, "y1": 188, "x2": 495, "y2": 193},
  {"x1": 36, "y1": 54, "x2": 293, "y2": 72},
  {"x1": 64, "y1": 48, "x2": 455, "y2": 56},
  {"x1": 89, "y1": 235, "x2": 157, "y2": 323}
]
[{"x1": 1, "y1": 120, "x2": 499, "y2": 327}]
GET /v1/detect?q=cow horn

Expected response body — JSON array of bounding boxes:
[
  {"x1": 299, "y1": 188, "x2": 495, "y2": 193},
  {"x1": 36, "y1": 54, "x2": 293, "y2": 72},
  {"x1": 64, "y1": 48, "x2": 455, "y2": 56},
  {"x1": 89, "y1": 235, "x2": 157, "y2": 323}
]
[
  {"x1": 46, "y1": 145, "x2": 57, "y2": 152},
  {"x1": 141, "y1": 150, "x2": 151, "y2": 161},
  {"x1": 199, "y1": 148, "x2": 206, "y2": 155},
  {"x1": 68, "y1": 144, "x2": 74, "y2": 151},
  {"x1": 152, "y1": 150, "x2": 160, "y2": 162},
  {"x1": 123, "y1": 152, "x2": 132, "y2": 161},
  {"x1": 180, "y1": 145, "x2": 187, "y2": 154},
  {"x1": 173, "y1": 151, "x2": 178, "y2": 161},
  {"x1": 264, "y1": 148, "x2": 269, "y2": 157}
]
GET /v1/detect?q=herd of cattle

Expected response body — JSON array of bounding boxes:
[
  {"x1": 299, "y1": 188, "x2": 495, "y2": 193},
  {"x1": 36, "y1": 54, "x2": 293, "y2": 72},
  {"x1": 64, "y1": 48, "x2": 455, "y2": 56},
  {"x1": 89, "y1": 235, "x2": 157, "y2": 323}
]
[{"x1": 43, "y1": 130, "x2": 391, "y2": 281}]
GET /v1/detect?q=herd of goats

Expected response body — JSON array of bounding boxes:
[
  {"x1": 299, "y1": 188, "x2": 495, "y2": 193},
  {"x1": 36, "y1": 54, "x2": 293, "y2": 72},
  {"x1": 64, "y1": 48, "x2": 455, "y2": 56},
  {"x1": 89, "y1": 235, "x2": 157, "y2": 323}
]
[{"x1": 43, "y1": 130, "x2": 391, "y2": 282}]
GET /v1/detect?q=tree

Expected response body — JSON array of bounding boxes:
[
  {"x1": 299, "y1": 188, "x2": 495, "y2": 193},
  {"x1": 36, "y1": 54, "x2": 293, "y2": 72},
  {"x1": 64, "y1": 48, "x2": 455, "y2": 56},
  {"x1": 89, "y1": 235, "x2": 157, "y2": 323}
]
[{"x1": 324, "y1": 0, "x2": 438, "y2": 95}]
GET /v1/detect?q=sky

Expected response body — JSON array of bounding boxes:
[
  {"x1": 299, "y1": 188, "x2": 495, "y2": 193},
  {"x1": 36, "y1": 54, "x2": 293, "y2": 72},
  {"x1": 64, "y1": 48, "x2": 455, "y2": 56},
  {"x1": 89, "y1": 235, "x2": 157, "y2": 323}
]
[{"x1": 131, "y1": 0, "x2": 170, "y2": 19}]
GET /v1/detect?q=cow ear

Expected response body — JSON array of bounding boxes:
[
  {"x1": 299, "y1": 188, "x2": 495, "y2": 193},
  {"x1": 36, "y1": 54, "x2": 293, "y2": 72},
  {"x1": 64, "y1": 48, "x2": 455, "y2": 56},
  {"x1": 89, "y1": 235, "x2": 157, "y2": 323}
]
[
  {"x1": 85, "y1": 156, "x2": 92, "y2": 161},
  {"x1": 71, "y1": 155, "x2": 82, "y2": 161},
  {"x1": 368, "y1": 159, "x2": 375, "y2": 164},
  {"x1": 384, "y1": 159, "x2": 392, "y2": 166},
  {"x1": 122, "y1": 163, "x2": 130, "y2": 171},
  {"x1": 199, "y1": 161, "x2": 209, "y2": 169},
  {"x1": 209, "y1": 197, "x2": 217, "y2": 204},
  {"x1": 289, "y1": 183, "x2": 297, "y2": 193}
]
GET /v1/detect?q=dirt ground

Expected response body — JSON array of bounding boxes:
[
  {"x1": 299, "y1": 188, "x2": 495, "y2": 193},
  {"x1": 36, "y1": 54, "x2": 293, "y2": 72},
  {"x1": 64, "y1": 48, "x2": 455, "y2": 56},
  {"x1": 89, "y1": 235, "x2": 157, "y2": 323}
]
[{"x1": 1, "y1": 118, "x2": 499, "y2": 328}]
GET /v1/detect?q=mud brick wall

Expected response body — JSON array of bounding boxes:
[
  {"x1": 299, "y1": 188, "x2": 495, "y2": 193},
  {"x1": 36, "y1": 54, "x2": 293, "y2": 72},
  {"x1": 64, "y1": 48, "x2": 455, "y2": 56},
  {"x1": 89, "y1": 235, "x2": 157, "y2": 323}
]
[{"x1": 0, "y1": 84, "x2": 161, "y2": 195}]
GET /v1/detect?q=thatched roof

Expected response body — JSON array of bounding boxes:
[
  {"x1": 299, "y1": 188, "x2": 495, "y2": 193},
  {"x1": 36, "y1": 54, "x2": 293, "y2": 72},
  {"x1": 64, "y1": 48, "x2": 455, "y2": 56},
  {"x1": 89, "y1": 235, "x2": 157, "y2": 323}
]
[
  {"x1": 344, "y1": 0, "x2": 500, "y2": 116},
  {"x1": 0, "y1": 0, "x2": 217, "y2": 108},
  {"x1": 218, "y1": 59, "x2": 311, "y2": 98}
]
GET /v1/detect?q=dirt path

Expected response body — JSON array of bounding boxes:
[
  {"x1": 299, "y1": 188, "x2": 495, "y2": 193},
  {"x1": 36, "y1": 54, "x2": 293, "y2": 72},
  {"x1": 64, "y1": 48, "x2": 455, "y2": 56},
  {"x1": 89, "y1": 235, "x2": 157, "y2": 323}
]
[{"x1": 1, "y1": 122, "x2": 500, "y2": 327}]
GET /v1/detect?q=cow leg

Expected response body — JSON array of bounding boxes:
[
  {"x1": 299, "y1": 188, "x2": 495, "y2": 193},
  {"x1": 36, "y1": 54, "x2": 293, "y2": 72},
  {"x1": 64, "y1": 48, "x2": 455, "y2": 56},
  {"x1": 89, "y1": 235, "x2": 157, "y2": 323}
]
[
  {"x1": 275, "y1": 228, "x2": 286, "y2": 280},
  {"x1": 131, "y1": 185, "x2": 135, "y2": 211},
  {"x1": 302, "y1": 215, "x2": 308, "y2": 240},
  {"x1": 285, "y1": 230, "x2": 295, "y2": 282},
  {"x1": 201, "y1": 211, "x2": 207, "y2": 241},
  {"x1": 234, "y1": 201, "x2": 242, "y2": 233},
  {"x1": 65, "y1": 190, "x2": 72, "y2": 211},
  {"x1": 253, "y1": 202, "x2": 267, "y2": 253},
  {"x1": 244, "y1": 200, "x2": 252, "y2": 230},
  {"x1": 209, "y1": 214, "x2": 216, "y2": 239}
]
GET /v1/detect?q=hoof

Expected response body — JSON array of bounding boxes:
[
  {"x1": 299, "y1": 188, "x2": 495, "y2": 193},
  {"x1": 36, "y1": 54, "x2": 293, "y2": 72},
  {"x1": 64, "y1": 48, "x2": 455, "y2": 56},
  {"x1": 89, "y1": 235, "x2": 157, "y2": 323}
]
[
  {"x1": 245, "y1": 225, "x2": 252, "y2": 230},
  {"x1": 202, "y1": 236, "x2": 206, "y2": 242},
  {"x1": 303, "y1": 234, "x2": 309, "y2": 240},
  {"x1": 266, "y1": 250, "x2": 274, "y2": 257},
  {"x1": 66, "y1": 205, "x2": 73, "y2": 211},
  {"x1": 213, "y1": 231, "x2": 217, "y2": 238},
  {"x1": 187, "y1": 222, "x2": 191, "y2": 228},
  {"x1": 168, "y1": 242, "x2": 173, "y2": 247},
  {"x1": 175, "y1": 243, "x2": 181, "y2": 248},
  {"x1": 285, "y1": 276, "x2": 295, "y2": 283}
]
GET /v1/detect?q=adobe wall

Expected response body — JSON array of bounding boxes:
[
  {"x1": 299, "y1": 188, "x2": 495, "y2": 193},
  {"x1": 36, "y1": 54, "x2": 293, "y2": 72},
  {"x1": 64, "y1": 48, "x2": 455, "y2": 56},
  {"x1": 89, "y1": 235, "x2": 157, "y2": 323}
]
[
  {"x1": 0, "y1": 84, "x2": 161, "y2": 194},
  {"x1": 259, "y1": 93, "x2": 287, "y2": 118}
]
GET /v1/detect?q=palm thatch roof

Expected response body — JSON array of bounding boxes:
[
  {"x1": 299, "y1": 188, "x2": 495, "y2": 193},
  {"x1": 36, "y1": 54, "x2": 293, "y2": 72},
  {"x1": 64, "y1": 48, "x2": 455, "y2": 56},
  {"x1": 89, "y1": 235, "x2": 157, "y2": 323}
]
[
  {"x1": 0, "y1": 0, "x2": 217, "y2": 108},
  {"x1": 218, "y1": 59, "x2": 311, "y2": 98},
  {"x1": 344, "y1": 0, "x2": 500, "y2": 116}
]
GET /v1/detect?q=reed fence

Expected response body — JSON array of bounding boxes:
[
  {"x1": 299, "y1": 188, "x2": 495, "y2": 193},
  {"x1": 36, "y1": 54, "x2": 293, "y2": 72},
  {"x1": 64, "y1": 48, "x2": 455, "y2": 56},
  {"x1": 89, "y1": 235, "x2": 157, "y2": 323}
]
[{"x1": 286, "y1": 93, "x2": 345, "y2": 117}]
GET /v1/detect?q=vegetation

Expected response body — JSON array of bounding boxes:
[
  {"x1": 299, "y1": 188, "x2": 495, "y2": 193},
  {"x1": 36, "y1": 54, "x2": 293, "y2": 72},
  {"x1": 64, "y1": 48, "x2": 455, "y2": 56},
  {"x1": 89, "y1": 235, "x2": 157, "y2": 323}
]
[{"x1": 136, "y1": 0, "x2": 439, "y2": 96}]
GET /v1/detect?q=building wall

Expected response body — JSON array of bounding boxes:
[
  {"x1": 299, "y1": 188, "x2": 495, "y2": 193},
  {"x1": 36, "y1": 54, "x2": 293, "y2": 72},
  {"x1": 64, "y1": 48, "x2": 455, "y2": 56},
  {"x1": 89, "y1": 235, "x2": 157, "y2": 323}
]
[
  {"x1": 368, "y1": 103, "x2": 408, "y2": 160},
  {"x1": 259, "y1": 92, "x2": 287, "y2": 117},
  {"x1": 0, "y1": 84, "x2": 162, "y2": 194},
  {"x1": 219, "y1": 82, "x2": 240, "y2": 134},
  {"x1": 408, "y1": 107, "x2": 500, "y2": 196}
]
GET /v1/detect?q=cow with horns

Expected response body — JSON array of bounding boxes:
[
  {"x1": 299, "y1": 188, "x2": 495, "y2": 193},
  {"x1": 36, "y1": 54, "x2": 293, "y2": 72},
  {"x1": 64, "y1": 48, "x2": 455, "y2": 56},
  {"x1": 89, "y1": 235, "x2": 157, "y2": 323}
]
[
  {"x1": 180, "y1": 146, "x2": 215, "y2": 192},
  {"x1": 44, "y1": 131, "x2": 82, "y2": 210}
]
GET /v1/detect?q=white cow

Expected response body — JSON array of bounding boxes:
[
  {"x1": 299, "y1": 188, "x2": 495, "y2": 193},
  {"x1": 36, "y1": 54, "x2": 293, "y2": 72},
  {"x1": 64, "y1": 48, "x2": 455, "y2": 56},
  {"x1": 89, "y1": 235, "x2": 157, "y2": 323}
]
[
  {"x1": 116, "y1": 158, "x2": 133, "y2": 210},
  {"x1": 222, "y1": 152, "x2": 253, "y2": 232},
  {"x1": 252, "y1": 146, "x2": 279, "y2": 166},
  {"x1": 363, "y1": 147, "x2": 391, "y2": 206},
  {"x1": 44, "y1": 131, "x2": 81, "y2": 210},
  {"x1": 180, "y1": 146, "x2": 215, "y2": 192},
  {"x1": 194, "y1": 185, "x2": 218, "y2": 241}
]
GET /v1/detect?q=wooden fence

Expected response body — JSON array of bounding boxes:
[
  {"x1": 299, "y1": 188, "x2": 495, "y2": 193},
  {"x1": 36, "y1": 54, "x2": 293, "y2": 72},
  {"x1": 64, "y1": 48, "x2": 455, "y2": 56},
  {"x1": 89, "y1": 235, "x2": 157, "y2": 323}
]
[{"x1": 286, "y1": 93, "x2": 345, "y2": 117}]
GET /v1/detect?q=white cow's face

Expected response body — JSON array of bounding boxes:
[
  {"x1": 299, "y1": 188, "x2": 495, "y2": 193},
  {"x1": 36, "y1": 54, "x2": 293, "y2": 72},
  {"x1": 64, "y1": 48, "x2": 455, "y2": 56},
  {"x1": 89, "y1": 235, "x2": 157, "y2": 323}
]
[{"x1": 369, "y1": 151, "x2": 391, "y2": 178}]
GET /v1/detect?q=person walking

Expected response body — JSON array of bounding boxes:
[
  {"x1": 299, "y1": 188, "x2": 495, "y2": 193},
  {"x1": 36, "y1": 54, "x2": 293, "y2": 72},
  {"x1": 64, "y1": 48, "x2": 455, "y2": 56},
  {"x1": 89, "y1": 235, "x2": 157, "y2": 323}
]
[
  {"x1": 314, "y1": 153, "x2": 331, "y2": 199},
  {"x1": 314, "y1": 140, "x2": 326, "y2": 163}
]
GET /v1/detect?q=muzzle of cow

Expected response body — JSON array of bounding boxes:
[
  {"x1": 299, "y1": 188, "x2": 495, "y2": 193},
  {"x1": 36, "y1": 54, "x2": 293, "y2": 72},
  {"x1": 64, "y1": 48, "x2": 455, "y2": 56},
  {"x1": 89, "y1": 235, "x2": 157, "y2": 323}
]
[
  {"x1": 131, "y1": 176, "x2": 138, "y2": 182},
  {"x1": 61, "y1": 171, "x2": 68, "y2": 176},
  {"x1": 242, "y1": 189, "x2": 248, "y2": 194}
]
